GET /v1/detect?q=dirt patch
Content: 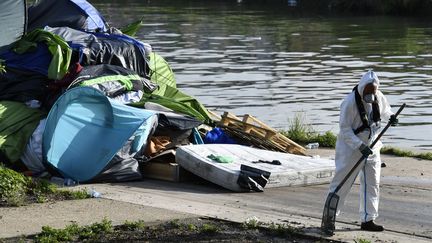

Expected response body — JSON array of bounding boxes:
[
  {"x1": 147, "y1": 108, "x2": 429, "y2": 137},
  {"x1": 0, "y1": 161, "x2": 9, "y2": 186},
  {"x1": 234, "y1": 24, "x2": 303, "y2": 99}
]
[{"x1": 1, "y1": 217, "x2": 333, "y2": 243}]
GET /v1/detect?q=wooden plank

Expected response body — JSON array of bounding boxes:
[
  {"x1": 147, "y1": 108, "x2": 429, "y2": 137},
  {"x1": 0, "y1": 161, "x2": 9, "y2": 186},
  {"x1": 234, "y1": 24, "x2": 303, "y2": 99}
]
[
  {"x1": 208, "y1": 110, "x2": 222, "y2": 122},
  {"x1": 217, "y1": 112, "x2": 306, "y2": 155}
]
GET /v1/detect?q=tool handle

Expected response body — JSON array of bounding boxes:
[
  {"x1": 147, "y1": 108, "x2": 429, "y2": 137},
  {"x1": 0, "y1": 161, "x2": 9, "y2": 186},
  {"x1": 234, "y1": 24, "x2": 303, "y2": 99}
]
[
  {"x1": 370, "y1": 103, "x2": 405, "y2": 149},
  {"x1": 333, "y1": 103, "x2": 406, "y2": 194}
]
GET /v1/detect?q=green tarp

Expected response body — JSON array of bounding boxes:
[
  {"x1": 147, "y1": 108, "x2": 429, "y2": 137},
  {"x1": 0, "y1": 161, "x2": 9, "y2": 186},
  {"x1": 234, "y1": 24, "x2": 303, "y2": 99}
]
[
  {"x1": 0, "y1": 101, "x2": 44, "y2": 164},
  {"x1": 132, "y1": 52, "x2": 213, "y2": 124},
  {"x1": 149, "y1": 52, "x2": 177, "y2": 92}
]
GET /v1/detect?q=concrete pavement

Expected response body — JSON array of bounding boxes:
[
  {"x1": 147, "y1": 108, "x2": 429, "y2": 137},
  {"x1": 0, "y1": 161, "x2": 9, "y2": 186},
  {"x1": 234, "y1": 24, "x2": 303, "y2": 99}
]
[{"x1": 1, "y1": 149, "x2": 431, "y2": 242}]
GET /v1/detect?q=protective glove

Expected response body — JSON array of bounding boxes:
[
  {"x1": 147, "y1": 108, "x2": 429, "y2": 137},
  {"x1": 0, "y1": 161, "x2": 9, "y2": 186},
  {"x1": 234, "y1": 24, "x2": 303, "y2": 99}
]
[
  {"x1": 359, "y1": 144, "x2": 373, "y2": 157},
  {"x1": 389, "y1": 114, "x2": 398, "y2": 126}
]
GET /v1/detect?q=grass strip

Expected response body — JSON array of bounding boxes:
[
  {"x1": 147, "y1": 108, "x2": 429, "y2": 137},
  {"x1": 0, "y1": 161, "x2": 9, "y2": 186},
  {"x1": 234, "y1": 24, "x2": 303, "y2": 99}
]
[{"x1": 0, "y1": 164, "x2": 90, "y2": 207}]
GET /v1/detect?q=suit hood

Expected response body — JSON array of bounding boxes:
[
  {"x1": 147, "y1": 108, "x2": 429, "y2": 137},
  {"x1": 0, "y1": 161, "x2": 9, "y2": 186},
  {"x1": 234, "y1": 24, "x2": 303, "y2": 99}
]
[{"x1": 358, "y1": 70, "x2": 380, "y2": 98}]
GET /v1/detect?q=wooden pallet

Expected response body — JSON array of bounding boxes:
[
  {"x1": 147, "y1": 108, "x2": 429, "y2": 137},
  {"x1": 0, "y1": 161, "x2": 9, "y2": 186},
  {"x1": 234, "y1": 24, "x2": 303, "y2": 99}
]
[{"x1": 219, "y1": 112, "x2": 306, "y2": 155}]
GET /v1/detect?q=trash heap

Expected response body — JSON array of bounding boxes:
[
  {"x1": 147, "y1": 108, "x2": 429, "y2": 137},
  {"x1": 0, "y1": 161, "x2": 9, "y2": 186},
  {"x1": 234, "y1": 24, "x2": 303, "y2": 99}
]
[{"x1": 0, "y1": 0, "x2": 331, "y2": 192}]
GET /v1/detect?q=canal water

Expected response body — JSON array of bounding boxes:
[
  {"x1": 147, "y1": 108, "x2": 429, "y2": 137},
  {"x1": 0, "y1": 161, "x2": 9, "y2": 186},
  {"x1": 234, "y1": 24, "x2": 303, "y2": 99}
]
[{"x1": 94, "y1": 0, "x2": 432, "y2": 151}]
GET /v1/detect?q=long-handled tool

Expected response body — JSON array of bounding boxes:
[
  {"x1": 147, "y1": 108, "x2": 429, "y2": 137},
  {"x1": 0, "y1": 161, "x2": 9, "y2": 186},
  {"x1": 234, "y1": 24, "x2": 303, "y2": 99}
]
[{"x1": 321, "y1": 103, "x2": 406, "y2": 236}]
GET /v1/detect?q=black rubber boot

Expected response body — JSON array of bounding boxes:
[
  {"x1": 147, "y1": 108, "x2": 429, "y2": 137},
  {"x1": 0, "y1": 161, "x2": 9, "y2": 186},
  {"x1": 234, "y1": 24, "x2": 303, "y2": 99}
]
[{"x1": 361, "y1": 220, "x2": 384, "y2": 232}]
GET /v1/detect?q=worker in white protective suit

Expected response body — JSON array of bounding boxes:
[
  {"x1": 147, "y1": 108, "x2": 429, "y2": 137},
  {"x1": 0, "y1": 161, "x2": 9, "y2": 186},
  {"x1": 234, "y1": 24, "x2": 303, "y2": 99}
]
[{"x1": 326, "y1": 70, "x2": 398, "y2": 232}]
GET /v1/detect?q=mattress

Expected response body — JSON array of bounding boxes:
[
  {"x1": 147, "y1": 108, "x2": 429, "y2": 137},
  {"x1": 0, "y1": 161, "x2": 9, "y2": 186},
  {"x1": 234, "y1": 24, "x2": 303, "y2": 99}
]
[{"x1": 176, "y1": 144, "x2": 335, "y2": 192}]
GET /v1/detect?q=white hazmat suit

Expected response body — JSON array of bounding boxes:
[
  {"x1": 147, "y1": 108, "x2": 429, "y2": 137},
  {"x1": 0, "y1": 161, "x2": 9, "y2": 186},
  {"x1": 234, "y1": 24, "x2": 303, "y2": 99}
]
[{"x1": 327, "y1": 71, "x2": 393, "y2": 223}]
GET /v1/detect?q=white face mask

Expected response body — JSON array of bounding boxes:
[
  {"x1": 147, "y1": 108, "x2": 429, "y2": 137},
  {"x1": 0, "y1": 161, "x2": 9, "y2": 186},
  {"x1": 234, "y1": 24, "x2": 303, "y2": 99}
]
[{"x1": 364, "y1": 94, "x2": 375, "y2": 103}]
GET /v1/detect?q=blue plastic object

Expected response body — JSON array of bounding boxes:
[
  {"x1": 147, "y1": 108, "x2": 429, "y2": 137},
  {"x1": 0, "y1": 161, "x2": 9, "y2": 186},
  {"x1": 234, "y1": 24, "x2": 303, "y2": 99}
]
[
  {"x1": 43, "y1": 86, "x2": 156, "y2": 182},
  {"x1": 203, "y1": 127, "x2": 237, "y2": 144}
]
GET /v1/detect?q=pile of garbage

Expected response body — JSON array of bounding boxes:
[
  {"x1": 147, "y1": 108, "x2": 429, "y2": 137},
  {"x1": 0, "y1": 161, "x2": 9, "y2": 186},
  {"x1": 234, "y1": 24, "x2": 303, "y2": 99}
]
[
  {"x1": 0, "y1": 0, "x2": 214, "y2": 183},
  {"x1": 1, "y1": 0, "x2": 328, "y2": 193}
]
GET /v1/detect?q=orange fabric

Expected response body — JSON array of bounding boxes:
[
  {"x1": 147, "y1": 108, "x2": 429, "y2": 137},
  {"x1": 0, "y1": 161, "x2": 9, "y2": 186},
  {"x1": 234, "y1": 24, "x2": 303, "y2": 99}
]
[{"x1": 144, "y1": 136, "x2": 171, "y2": 156}]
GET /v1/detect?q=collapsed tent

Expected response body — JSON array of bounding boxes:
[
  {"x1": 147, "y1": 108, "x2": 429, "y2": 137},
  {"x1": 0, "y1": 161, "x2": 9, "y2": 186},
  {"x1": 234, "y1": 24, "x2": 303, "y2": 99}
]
[
  {"x1": 0, "y1": 0, "x2": 215, "y2": 184},
  {"x1": 132, "y1": 52, "x2": 213, "y2": 124},
  {"x1": 45, "y1": 26, "x2": 150, "y2": 79},
  {"x1": 0, "y1": 101, "x2": 44, "y2": 165},
  {"x1": 43, "y1": 86, "x2": 158, "y2": 182},
  {"x1": 0, "y1": 0, "x2": 26, "y2": 51},
  {"x1": 28, "y1": 0, "x2": 108, "y2": 32},
  {"x1": 69, "y1": 64, "x2": 157, "y2": 100}
]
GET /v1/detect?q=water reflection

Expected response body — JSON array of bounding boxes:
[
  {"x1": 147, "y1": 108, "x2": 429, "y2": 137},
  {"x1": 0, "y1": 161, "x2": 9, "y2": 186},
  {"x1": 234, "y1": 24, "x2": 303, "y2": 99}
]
[{"x1": 94, "y1": 0, "x2": 432, "y2": 151}]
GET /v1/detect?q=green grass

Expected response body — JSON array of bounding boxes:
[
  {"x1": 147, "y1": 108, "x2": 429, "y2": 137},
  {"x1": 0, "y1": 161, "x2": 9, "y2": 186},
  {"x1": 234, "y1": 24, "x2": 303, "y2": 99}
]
[
  {"x1": 0, "y1": 164, "x2": 30, "y2": 206},
  {"x1": 10, "y1": 218, "x2": 316, "y2": 242},
  {"x1": 381, "y1": 146, "x2": 432, "y2": 160},
  {"x1": 243, "y1": 216, "x2": 261, "y2": 229},
  {"x1": 122, "y1": 220, "x2": 146, "y2": 231},
  {"x1": 200, "y1": 223, "x2": 220, "y2": 234},
  {"x1": 267, "y1": 222, "x2": 301, "y2": 237},
  {"x1": 36, "y1": 218, "x2": 113, "y2": 242},
  {"x1": 354, "y1": 238, "x2": 371, "y2": 243},
  {"x1": 280, "y1": 112, "x2": 337, "y2": 148},
  {"x1": 0, "y1": 164, "x2": 90, "y2": 207}
]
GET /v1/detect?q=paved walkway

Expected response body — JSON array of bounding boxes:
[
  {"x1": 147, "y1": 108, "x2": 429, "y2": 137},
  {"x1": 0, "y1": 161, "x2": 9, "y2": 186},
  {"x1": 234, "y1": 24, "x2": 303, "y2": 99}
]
[{"x1": 1, "y1": 149, "x2": 431, "y2": 242}]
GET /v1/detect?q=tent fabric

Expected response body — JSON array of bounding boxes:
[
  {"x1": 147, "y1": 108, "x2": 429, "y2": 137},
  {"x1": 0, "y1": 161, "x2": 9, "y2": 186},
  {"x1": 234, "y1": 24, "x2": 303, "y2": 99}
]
[
  {"x1": 20, "y1": 118, "x2": 47, "y2": 174},
  {"x1": 136, "y1": 52, "x2": 212, "y2": 124},
  {"x1": 70, "y1": 64, "x2": 157, "y2": 97},
  {"x1": 149, "y1": 52, "x2": 177, "y2": 93},
  {"x1": 0, "y1": 43, "x2": 52, "y2": 78},
  {"x1": 7, "y1": 29, "x2": 72, "y2": 80},
  {"x1": 43, "y1": 86, "x2": 157, "y2": 182},
  {"x1": 0, "y1": 67, "x2": 48, "y2": 102},
  {"x1": 45, "y1": 26, "x2": 150, "y2": 79},
  {"x1": 132, "y1": 85, "x2": 213, "y2": 124},
  {"x1": 28, "y1": 0, "x2": 108, "y2": 32},
  {"x1": 0, "y1": 101, "x2": 45, "y2": 164},
  {"x1": 144, "y1": 102, "x2": 202, "y2": 131},
  {"x1": 0, "y1": 0, "x2": 26, "y2": 52}
]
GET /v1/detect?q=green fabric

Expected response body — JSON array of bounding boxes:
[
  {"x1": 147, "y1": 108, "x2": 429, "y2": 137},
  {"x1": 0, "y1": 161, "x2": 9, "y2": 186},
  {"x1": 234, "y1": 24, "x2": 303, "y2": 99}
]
[
  {"x1": 149, "y1": 52, "x2": 177, "y2": 93},
  {"x1": 12, "y1": 29, "x2": 72, "y2": 80},
  {"x1": 0, "y1": 101, "x2": 44, "y2": 164},
  {"x1": 131, "y1": 85, "x2": 212, "y2": 124},
  {"x1": 207, "y1": 154, "x2": 234, "y2": 163},
  {"x1": 131, "y1": 52, "x2": 212, "y2": 124},
  {"x1": 80, "y1": 74, "x2": 139, "y2": 91},
  {"x1": 120, "y1": 18, "x2": 144, "y2": 37}
]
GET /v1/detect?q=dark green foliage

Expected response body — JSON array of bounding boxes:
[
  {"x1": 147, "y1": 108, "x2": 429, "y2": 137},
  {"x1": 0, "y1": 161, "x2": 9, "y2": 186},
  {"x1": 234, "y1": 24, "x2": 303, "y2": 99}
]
[
  {"x1": 200, "y1": 223, "x2": 220, "y2": 234},
  {"x1": 1, "y1": 164, "x2": 90, "y2": 207},
  {"x1": 36, "y1": 219, "x2": 113, "y2": 242},
  {"x1": 0, "y1": 164, "x2": 30, "y2": 206},
  {"x1": 281, "y1": 113, "x2": 337, "y2": 148},
  {"x1": 122, "y1": 220, "x2": 146, "y2": 231}
]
